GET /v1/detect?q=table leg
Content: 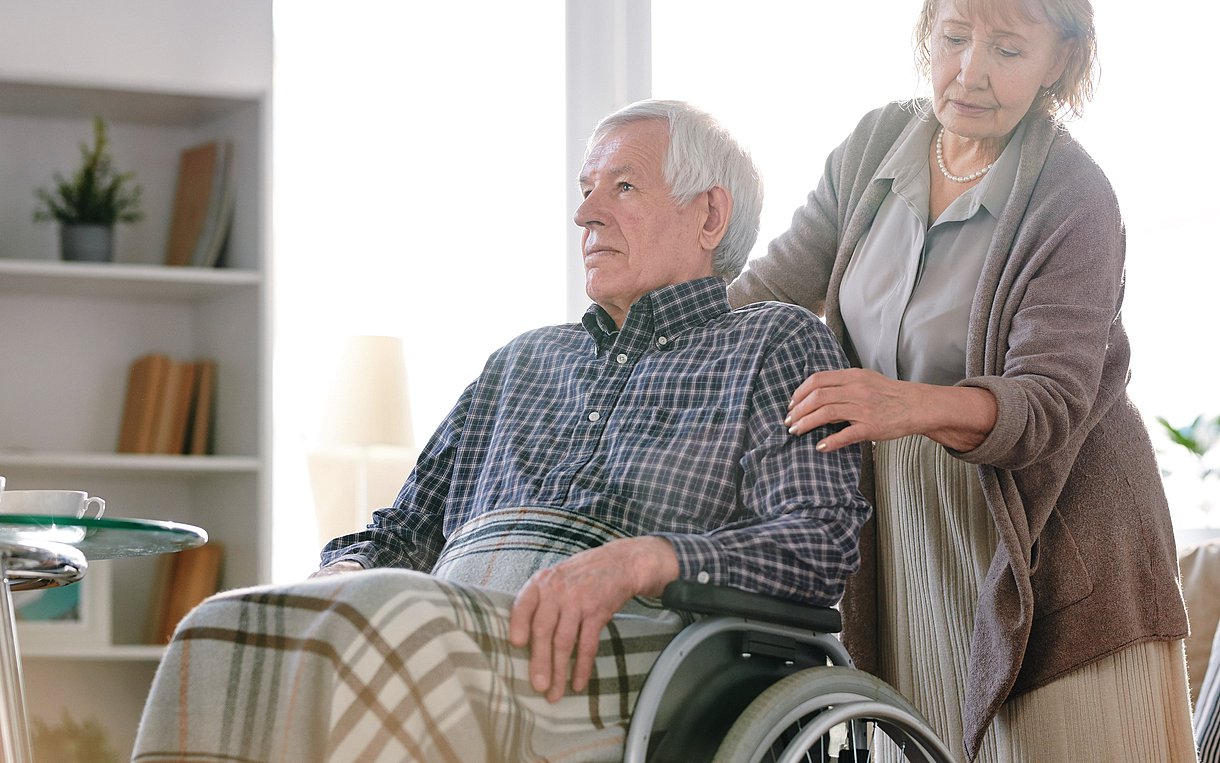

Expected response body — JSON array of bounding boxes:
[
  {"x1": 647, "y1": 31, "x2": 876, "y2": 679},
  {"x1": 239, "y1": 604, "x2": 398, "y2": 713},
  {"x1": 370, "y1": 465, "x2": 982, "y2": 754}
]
[{"x1": 0, "y1": 552, "x2": 33, "y2": 763}]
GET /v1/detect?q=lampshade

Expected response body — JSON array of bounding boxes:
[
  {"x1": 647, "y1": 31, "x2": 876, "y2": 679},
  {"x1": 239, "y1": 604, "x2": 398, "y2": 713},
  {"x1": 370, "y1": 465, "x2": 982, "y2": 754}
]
[
  {"x1": 318, "y1": 335, "x2": 414, "y2": 448},
  {"x1": 309, "y1": 335, "x2": 420, "y2": 547}
]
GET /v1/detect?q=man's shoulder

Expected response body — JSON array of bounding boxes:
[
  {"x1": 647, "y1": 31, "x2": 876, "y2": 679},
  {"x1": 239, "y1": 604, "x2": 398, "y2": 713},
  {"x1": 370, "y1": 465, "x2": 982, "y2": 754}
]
[
  {"x1": 729, "y1": 299, "x2": 827, "y2": 335},
  {"x1": 487, "y1": 322, "x2": 589, "y2": 361},
  {"x1": 726, "y1": 300, "x2": 847, "y2": 367}
]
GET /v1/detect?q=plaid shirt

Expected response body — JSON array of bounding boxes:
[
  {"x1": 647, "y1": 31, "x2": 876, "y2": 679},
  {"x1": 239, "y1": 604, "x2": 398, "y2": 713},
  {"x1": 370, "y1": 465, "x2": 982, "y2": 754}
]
[{"x1": 322, "y1": 277, "x2": 870, "y2": 605}]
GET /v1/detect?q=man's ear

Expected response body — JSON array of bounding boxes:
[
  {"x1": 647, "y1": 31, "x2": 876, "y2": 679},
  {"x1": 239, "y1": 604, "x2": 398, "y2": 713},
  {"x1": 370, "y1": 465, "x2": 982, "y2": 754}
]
[{"x1": 698, "y1": 185, "x2": 733, "y2": 253}]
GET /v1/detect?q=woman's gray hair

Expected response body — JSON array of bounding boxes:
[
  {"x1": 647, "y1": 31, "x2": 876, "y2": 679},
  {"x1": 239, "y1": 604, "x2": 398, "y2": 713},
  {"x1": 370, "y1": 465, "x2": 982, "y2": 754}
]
[{"x1": 587, "y1": 99, "x2": 763, "y2": 280}]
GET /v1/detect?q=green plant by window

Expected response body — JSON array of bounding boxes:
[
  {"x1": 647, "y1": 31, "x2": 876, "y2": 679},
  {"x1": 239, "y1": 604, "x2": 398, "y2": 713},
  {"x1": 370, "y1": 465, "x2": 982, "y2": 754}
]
[
  {"x1": 1157, "y1": 414, "x2": 1220, "y2": 481},
  {"x1": 32, "y1": 115, "x2": 143, "y2": 226}
]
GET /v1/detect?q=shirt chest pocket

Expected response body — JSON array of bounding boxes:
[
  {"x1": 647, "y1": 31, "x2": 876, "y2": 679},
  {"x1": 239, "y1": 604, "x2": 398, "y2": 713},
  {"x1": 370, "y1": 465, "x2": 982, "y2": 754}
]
[
  {"x1": 634, "y1": 406, "x2": 729, "y2": 437},
  {"x1": 604, "y1": 406, "x2": 739, "y2": 505}
]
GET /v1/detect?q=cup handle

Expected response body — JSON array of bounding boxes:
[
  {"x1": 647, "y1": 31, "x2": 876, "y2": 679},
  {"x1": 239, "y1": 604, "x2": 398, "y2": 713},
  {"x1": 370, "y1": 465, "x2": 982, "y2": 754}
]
[{"x1": 83, "y1": 496, "x2": 105, "y2": 519}]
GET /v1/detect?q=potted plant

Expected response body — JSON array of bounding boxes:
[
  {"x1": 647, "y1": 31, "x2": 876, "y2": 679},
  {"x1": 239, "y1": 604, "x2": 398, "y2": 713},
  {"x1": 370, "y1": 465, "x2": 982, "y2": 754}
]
[{"x1": 32, "y1": 115, "x2": 143, "y2": 262}]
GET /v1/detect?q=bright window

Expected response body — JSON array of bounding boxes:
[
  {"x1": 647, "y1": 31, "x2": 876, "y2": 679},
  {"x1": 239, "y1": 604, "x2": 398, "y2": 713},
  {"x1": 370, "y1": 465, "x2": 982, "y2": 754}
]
[{"x1": 272, "y1": 2, "x2": 565, "y2": 579}]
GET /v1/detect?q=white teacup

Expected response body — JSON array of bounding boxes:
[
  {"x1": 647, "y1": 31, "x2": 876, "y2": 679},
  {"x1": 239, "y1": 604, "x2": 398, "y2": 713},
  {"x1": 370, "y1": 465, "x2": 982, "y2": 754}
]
[{"x1": 0, "y1": 490, "x2": 105, "y2": 519}]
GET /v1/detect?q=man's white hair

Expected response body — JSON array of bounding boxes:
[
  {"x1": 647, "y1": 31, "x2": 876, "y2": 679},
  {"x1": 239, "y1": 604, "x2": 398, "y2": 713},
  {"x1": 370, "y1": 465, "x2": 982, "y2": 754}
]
[{"x1": 587, "y1": 99, "x2": 763, "y2": 280}]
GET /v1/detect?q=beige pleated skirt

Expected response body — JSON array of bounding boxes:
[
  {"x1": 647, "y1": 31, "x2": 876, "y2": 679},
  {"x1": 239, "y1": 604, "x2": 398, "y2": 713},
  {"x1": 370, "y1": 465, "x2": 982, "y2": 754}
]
[{"x1": 872, "y1": 435, "x2": 1197, "y2": 762}]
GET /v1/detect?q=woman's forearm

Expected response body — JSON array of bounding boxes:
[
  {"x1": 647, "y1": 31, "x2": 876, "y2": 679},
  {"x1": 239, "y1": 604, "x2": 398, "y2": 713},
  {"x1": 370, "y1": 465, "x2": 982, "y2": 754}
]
[{"x1": 916, "y1": 383, "x2": 998, "y2": 452}]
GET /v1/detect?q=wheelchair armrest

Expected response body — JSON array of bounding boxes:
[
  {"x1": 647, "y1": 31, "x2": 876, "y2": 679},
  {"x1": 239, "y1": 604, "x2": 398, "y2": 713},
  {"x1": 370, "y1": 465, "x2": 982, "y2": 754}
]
[{"x1": 661, "y1": 579, "x2": 842, "y2": 633}]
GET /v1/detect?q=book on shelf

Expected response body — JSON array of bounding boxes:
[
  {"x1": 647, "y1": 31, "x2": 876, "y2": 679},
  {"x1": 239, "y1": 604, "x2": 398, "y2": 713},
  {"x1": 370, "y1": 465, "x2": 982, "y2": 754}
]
[
  {"x1": 193, "y1": 141, "x2": 235, "y2": 268},
  {"x1": 117, "y1": 354, "x2": 217, "y2": 455},
  {"x1": 164, "y1": 142, "x2": 217, "y2": 267},
  {"x1": 187, "y1": 360, "x2": 218, "y2": 456},
  {"x1": 117, "y1": 353, "x2": 171, "y2": 453},
  {"x1": 149, "y1": 543, "x2": 224, "y2": 645},
  {"x1": 150, "y1": 360, "x2": 190, "y2": 454},
  {"x1": 164, "y1": 139, "x2": 234, "y2": 268}
]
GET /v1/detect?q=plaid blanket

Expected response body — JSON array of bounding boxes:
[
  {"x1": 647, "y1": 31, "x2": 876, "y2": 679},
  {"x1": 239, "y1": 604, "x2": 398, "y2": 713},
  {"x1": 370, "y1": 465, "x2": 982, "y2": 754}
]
[
  {"x1": 431, "y1": 507, "x2": 673, "y2": 619},
  {"x1": 133, "y1": 509, "x2": 684, "y2": 762}
]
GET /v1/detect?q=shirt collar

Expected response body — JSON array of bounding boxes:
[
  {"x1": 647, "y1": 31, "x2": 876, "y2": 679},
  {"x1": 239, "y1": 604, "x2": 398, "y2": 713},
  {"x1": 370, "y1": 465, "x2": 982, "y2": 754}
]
[
  {"x1": 581, "y1": 276, "x2": 730, "y2": 352},
  {"x1": 873, "y1": 117, "x2": 1027, "y2": 223},
  {"x1": 875, "y1": 117, "x2": 937, "y2": 196}
]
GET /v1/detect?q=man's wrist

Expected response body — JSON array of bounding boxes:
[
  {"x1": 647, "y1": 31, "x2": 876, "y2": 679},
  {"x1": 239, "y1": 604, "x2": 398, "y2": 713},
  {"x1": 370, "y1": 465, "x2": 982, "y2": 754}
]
[
  {"x1": 309, "y1": 559, "x2": 367, "y2": 578},
  {"x1": 626, "y1": 536, "x2": 680, "y2": 598}
]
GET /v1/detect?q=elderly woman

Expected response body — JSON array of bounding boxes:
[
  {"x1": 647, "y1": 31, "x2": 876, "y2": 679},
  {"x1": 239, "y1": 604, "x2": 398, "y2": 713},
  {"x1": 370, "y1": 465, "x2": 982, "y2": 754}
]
[{"x1": 729, "y1": 0, "x2": 1197, "y2": 760}]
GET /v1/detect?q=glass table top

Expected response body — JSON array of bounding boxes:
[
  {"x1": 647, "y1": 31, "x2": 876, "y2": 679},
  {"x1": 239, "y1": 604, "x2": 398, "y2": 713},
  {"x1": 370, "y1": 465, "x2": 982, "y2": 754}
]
[{"x1": 0, "y1": 514, "x2": 208, "y2": 560}]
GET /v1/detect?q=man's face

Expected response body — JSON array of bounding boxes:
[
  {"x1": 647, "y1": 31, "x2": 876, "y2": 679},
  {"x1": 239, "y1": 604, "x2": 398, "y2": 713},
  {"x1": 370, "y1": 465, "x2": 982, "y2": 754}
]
[{"x1": 574, "y1": 120, "x2": 715, "y2": 327}]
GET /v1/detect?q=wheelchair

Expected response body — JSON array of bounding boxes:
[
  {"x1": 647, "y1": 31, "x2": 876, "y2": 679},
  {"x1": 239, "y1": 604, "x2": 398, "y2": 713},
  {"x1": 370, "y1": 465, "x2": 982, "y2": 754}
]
[{"x1": 624, "y1": 580, "x2": 956, "y2": 763}]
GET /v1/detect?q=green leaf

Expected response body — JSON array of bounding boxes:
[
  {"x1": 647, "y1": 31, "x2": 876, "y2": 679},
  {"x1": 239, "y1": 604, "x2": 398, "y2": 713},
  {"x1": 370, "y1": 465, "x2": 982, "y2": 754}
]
[
  {"x1": 30, "y1": 115, "x2": 142, "y2": 226},
  {"x1": 1158, "y1": 415, "x2": 1220, "y2": 459}
]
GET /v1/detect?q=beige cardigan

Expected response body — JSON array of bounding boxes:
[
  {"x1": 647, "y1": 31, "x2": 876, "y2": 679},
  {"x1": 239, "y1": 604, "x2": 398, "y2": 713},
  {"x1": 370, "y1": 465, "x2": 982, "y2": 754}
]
[{"x1": 728, "y1": 101, "x2": 1187, "y2": 761}]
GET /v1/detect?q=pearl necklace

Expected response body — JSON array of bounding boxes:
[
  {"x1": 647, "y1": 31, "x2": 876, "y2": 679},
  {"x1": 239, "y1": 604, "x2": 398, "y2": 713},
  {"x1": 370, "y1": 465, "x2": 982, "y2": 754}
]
[{"x1": 935, "y1": 126, "x2": 996, "y2": 183}]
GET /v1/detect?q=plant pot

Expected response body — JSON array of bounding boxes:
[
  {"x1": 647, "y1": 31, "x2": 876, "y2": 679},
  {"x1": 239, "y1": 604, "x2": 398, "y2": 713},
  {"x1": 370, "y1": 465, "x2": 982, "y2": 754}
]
[{"x1": 60, "y1": 223, "x2": 114, "y2": 262}]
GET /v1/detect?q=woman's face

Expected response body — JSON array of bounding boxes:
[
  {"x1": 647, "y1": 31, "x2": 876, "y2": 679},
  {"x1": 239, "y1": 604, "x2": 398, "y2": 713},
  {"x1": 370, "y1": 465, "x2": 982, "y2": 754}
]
[{"x1": 930, "y1": 0, "x2": 1069, "y2": 140}]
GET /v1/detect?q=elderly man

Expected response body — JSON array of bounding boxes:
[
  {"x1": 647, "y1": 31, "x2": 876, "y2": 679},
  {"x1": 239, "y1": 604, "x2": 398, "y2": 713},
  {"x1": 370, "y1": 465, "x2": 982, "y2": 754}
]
[{"x1": 133, "y1": 100, "x2": 870, "y2": 763}]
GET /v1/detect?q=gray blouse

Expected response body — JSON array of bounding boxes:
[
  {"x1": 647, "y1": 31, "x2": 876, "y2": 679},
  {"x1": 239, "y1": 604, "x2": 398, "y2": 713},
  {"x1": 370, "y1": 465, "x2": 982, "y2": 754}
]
[{"x1": 839, "y1": 119, "x2": 1026, "y2": 385}]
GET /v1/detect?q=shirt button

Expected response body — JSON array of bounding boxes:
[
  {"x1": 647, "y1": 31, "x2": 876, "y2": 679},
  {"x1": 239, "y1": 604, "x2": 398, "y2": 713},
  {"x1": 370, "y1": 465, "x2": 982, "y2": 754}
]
[
  {"x1": 588, "y1": 411, "x2": 601, "y2": 422},
  {"x1": 616, "y1": 353, "x2": 628, "y2": 364},
  {"x1": 696, "y1": 571, "x2": 710, "y2": 584},
  {"x1": 656, "y1": 335, "x2": 669, "y2": 347}
]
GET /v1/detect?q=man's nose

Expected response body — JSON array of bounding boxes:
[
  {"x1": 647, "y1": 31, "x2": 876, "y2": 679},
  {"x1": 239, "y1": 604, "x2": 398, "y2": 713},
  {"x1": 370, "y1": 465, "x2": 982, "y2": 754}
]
[{"x1": 574, "y1": 192, "x2": 603, "y2": 228}]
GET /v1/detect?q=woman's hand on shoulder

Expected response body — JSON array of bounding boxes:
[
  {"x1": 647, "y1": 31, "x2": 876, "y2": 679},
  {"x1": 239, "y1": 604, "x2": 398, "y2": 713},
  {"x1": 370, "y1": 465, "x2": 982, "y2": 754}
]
[
  {"x1": 785, "y1": 369, "x2": 997, "y2": 453},
  {"x1": 785, "y1": 368, "x2": 919, "y2": 450}
]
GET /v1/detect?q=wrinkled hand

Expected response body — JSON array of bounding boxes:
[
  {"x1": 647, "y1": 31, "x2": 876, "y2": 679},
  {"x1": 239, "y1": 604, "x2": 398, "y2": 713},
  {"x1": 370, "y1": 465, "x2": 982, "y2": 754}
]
[
  {"x1": 784, "y1": 368, "x2": 996, "y2": 453},
  {"x1": 784, "y1": 368, "x2": 920, "y2": 451},
  {"x1": 308, "y1": 560, "x2": 365, "y2": 579},
  {"x1": 509, "y1": 536, "x2": 678, "y2": 703}
]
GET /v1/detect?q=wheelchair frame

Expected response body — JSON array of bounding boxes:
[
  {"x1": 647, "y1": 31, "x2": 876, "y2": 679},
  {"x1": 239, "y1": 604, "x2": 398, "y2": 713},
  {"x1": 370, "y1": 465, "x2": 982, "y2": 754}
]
[{"x1": 624, "y1": 580, "x2": 956, "y2": 762}]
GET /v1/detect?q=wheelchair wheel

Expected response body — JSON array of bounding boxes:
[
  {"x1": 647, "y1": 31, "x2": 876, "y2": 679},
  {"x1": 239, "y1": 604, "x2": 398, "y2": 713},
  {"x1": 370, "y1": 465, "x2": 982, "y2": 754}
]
[{"x1": 711, "y1": 666, "x2": 955, "y2": 763}]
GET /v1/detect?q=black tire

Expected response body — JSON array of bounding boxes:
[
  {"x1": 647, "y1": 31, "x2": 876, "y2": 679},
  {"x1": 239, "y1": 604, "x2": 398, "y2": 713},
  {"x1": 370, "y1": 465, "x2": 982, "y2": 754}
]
[{"x1": 711, "y1": 666, "x2": 954, "y2": 763}]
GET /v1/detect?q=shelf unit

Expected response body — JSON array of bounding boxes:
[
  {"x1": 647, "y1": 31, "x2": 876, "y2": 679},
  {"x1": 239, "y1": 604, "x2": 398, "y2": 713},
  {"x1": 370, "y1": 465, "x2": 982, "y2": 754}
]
[{"x1": 0, "y1": 2, "x2": 272, "y2": 757}]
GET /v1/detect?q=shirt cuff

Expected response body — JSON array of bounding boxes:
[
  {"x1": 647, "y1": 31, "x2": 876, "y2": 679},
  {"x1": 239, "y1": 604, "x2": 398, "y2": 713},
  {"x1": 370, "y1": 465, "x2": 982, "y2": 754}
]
[
  {"x1": 656, "y1": 532, "x2": 725, "y2": 587},
  {"x1": 320, "y1": 554, "x2": 371, "y2": 571}
]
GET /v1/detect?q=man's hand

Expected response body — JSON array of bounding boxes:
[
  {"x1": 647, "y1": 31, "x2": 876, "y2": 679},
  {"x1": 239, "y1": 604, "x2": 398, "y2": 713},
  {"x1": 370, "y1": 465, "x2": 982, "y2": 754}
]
[
  {"x1": 308, "y1": 560, "x2": 365, "y2": 579},
  {"x1": 508, "y1": 536, "x2": 679, "y2": 703}
]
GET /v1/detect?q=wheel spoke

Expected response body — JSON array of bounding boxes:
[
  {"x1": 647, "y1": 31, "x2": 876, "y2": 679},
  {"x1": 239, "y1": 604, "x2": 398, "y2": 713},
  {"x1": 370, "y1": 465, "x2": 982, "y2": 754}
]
[{"x1": 710, "y1": 666, "x2": 954, "y2": 763}]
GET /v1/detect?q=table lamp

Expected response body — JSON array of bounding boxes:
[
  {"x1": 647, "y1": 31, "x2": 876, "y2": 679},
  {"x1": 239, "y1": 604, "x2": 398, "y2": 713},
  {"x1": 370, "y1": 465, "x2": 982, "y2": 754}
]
[{"x1": 307, "y1": 335, "x2": 420, "y2": 548}]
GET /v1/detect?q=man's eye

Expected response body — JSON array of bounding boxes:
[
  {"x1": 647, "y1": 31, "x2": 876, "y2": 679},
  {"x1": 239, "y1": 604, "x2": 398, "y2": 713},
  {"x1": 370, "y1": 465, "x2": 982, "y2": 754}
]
[
  {"x1": 618, "y1": 182, "x2": 634, "y2": 192},
  {"x1": 995, "y1": 46, "x2": 1020, "y2": 58},
  {"x1": 944, "y1": 35, "x2": 967, "y2": 47}
]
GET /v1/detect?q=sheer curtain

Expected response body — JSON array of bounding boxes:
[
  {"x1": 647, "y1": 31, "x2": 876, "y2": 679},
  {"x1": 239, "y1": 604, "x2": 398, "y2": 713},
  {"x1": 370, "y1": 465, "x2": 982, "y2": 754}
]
[{"x1": 272, "y1": 2, "x2": 565, "y2": 579}]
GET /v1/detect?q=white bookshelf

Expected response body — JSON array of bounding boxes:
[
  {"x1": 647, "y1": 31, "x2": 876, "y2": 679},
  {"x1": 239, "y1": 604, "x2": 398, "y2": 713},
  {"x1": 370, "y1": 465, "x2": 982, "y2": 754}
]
[{"x1": 0, "y1": 2, "x2": 272, "y2": 757}]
